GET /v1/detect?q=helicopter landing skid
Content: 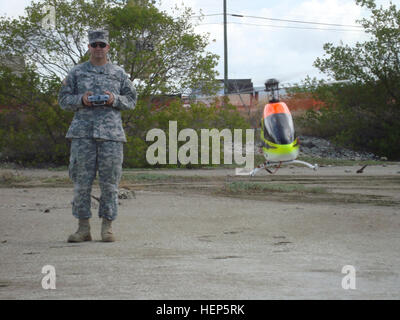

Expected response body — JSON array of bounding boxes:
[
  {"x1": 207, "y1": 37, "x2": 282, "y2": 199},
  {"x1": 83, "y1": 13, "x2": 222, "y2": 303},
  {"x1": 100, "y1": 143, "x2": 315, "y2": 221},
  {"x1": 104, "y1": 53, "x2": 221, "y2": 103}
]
[{"x1": 250, "y1": 160, "x2": 318, "y2": 176}]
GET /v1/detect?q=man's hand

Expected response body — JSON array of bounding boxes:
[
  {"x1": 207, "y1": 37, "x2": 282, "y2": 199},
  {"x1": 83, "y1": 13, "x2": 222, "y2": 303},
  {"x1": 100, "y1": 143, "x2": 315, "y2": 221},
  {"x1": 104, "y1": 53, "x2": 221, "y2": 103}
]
[
  {"x1": 104, "y1": 91, "x2": 115, "y2": 106},
  {"x1": 82, "y1": 91, "x2": 94, "y2": 107}
]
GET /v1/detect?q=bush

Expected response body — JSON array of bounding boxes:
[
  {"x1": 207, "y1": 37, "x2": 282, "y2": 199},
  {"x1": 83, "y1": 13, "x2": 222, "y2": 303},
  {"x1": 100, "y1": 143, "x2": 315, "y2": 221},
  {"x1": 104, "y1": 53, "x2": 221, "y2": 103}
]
[
  {"x1": 294, "y1": 80, "x2": 400, "y2": 159},
  {"x1": 122, "y1": 99, "x2": 251, "y2": 168},
  {"x1": 0, "y1": 104, "x2": 72, "y2": 166},
  {"x1": 0, "y1": 94, "x2": 251, "y2": 167},
  {"x1": 0, "y1": 66, "x2": 73, "y2": 166}
]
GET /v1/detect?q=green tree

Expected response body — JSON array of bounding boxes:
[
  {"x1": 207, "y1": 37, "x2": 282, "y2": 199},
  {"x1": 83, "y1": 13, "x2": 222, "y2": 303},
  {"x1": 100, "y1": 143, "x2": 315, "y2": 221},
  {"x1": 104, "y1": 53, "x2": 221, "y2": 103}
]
[
  {"x1": 0, "y1": 64, "x2": 72, "y2": 165},
  {"x1": 108, "y1": 0, "x2": 220, "y2": 97},
  {"x1": 0, "y1": 0, "x2": 220, "y2": 96},
  {"x1": 0, "y1": 0, "x2": 226, "y2": 166},
  {"x1": 0, "y1": 0, "x2": 110, "y2": 78},
  {"x1": 295, "y1": 0, "x2": 400, "y2": 159}
]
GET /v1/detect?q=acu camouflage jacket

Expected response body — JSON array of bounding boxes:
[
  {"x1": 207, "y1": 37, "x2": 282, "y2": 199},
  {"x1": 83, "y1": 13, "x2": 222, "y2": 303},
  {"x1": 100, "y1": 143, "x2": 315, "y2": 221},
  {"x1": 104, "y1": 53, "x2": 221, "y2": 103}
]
[{"x1": 58, "y1": 61, "x2": 137, "y2": 142}]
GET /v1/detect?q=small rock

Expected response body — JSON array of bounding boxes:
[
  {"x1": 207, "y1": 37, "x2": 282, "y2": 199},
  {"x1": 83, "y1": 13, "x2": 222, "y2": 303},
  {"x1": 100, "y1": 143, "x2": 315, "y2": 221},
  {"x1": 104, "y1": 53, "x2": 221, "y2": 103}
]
[
  {"x1": 296, "y1": 135, "x2": 378, "y2": 161},
  {"x1": 118, "y1": 189, "x2": 136, "y2": 199},
  {"x1": 380, "y1": 156, "x2": 388, "y2": 161},
  {"x1": 43, "y1": 208, "x2": 50, "y2": 213}
]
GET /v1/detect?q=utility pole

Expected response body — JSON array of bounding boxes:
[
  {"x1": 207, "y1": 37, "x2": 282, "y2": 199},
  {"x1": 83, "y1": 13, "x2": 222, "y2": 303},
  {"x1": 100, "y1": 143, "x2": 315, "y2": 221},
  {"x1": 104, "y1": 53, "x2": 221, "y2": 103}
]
[{"x1": 223, "y1": 0, "x2": 228, "y2": 95}]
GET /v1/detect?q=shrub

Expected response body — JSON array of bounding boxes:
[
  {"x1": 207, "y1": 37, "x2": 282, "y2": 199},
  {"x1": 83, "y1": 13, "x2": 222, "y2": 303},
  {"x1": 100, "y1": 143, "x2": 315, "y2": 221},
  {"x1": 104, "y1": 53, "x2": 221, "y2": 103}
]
[
  {"x1": 122, "y1": 99, "x2": 251, "y2": 168},
  {"x1": 0, "y1": 93, "x2": 251, "y2": 167},
  {"x1": 294, "y1": 81, "x2": 400, "y2": 159}
]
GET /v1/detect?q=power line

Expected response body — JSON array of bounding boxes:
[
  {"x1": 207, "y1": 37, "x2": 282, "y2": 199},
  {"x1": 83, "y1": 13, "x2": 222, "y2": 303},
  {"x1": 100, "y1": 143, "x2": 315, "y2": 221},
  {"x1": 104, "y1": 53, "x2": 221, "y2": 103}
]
[
  {"x1": 230, "y1": 13, "x2": 363, "y2": 28},
  {"x1": 191, "y1": 12, "x2": 363, "y2": 29},
  {"x1": 190, "y1": 13, "x2": 224, "y2": 18},
  {"x1": 191, "y1": 13, "x2": 224, "y2": 18},
  {"x1": 197, "y1": 22, "x2": 365, "y2": 32}
]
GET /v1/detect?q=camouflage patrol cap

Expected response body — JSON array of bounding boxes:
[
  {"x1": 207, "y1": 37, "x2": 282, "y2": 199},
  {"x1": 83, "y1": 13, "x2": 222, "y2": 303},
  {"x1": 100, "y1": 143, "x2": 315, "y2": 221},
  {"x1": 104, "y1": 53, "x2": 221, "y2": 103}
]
[{"x1": 88, "y1": 29, "x2": 109, "y2": 45}]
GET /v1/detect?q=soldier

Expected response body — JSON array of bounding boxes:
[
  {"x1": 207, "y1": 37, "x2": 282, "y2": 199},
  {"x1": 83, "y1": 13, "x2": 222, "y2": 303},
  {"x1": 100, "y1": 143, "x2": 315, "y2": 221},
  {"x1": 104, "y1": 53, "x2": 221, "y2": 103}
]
[{"x1": 58, "y1": 29, "x2": 137, "y2": 242}]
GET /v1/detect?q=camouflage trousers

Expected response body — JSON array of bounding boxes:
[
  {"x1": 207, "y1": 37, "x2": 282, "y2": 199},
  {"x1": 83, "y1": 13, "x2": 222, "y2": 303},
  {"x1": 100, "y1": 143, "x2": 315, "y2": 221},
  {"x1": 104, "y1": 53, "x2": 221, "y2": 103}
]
[{"x1": 68, "y1": 138, "x2": 123, "y2": 221}]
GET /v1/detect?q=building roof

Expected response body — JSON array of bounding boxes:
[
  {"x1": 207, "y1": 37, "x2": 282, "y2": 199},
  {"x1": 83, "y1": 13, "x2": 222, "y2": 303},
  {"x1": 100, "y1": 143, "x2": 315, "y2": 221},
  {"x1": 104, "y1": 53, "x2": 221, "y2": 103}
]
[
  {"x1": 217, "y1": 79, "x2": 254, "y2": 94},
  {"x1": 0, "y1": 52, "x2": 26, "y2": 76}
]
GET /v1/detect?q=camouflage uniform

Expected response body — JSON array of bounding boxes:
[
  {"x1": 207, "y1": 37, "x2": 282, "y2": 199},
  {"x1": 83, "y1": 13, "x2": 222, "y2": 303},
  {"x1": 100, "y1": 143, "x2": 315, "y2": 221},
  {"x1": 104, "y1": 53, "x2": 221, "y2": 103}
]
[{"x1": 58, "y1": 30, "x2": 137, "y2": 221}]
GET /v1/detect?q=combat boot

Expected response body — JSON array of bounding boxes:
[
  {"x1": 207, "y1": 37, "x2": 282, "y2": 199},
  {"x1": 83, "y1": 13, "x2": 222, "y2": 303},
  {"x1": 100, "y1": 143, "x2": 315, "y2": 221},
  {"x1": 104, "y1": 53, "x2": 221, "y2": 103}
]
[
  {"x1": 67, "y1": 218, "x2": 92, "y2": 242},
  {"x1": 101, "y1": 218, "x2": 116, "y2": 242}
]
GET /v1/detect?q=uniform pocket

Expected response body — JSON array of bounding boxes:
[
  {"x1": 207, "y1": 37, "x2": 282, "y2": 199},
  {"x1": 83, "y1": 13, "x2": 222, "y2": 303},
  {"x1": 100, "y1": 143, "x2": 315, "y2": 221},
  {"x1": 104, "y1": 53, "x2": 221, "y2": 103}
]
[
  {"x1": 111, "y1": 142, "x2": 124, "y2": 183},
  {"x1": 68, "y1": 139, "x2": 83, "y2": 182},
  {"x1": 68, "y1": 153, "x2": 78, "y2": 181},
  {"x1": 97, "y1": 141, "x2": 123, "y2": 184}
]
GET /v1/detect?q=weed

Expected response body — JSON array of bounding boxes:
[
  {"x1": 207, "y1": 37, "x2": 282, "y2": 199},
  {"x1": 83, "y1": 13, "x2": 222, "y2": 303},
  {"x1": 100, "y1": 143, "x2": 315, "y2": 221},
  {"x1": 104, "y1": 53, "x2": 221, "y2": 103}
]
[
  {"x1": 122, "y1": 173, "x2": 173, "y2": 182},
  {"x1": 225, "y1": 181, "x2": 327, "y2": 194},
  {"x1": 0, "y1": 171, "x2": 31, "y2": 185}
]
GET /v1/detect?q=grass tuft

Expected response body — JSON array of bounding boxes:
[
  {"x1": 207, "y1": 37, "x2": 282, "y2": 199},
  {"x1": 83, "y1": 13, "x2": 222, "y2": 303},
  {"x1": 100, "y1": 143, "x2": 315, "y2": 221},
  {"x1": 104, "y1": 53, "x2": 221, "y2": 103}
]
[{"x1": 225, "y1": 181, "x2": 327, "y2": 194}]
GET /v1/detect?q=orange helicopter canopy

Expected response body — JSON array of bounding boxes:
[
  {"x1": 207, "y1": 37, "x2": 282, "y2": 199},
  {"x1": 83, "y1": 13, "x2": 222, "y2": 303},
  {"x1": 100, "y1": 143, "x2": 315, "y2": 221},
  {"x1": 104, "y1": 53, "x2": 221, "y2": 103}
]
[{"x1": 263, "y1": 102, "x2": 291, "y2": 119}]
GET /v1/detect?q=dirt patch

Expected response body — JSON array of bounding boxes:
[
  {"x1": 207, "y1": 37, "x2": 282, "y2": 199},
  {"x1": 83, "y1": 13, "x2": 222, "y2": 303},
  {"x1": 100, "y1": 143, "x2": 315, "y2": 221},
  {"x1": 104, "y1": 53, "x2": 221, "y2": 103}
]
[
  {"x1": 2, "y1": 167, "x2": 400, "y2": 206},
  {"x1": 117, "y1": 173, "x2": 400, "y2": 207}
]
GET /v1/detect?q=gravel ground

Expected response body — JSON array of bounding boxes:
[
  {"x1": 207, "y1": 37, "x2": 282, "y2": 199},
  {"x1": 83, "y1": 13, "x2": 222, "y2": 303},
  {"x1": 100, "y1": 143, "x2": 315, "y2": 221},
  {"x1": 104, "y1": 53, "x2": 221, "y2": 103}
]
[{"x1": 0, "y1": 165, "x2": 400, "y2": 300}]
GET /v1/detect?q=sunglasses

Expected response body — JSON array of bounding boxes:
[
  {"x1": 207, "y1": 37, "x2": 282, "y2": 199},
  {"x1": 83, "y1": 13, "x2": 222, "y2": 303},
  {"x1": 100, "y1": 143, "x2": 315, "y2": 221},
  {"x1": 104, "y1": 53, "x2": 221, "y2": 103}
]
[{"x1": 90, "y1": 42, "x2": 107, "y2": 48}]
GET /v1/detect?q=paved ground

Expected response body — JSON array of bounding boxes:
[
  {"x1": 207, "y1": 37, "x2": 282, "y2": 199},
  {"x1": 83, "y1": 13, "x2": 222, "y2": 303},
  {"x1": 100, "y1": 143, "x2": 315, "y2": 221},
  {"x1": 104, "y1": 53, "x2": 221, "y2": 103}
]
[{"x1": 0, "y1": 165, "x2": 400, "y2": 300}]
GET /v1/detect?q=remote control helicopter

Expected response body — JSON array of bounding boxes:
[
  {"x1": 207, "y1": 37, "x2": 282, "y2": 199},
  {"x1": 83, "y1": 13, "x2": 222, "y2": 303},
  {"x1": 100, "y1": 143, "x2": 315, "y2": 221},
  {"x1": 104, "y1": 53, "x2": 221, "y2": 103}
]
[{"x1": 250, "y1": 78, "x2": 318, "y2": 176}]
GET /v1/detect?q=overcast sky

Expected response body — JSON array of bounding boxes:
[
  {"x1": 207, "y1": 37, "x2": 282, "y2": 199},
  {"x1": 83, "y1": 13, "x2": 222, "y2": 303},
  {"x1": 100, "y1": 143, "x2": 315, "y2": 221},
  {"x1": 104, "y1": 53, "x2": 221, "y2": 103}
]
[{"x1": 0, "y1": 0, "x2": 398, "y2": 87}]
